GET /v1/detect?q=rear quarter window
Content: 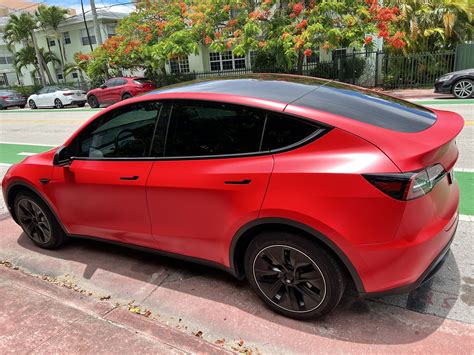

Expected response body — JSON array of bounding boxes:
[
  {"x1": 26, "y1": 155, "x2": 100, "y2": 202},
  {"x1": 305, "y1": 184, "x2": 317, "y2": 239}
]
[{"x1": 262, "y1": 113, "x2": 319, "y2": 151}]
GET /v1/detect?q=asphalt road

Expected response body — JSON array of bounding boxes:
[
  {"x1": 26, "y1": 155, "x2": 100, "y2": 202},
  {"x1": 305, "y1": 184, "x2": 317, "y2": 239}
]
[{"x1": 0, "y1": 100, "x2": 473, "y2": 352}]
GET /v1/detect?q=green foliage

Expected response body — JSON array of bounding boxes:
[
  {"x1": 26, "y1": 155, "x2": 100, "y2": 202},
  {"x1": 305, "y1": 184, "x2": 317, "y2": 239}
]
[{"x1": 6, "y1": 85, "x2": 42, "y2": 97}]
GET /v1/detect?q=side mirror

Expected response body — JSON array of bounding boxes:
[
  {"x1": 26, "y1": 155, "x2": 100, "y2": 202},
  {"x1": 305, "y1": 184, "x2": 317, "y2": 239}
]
[
  {"x1": 53, "y1": 146, "x2": 72, "y2": 166},
  {"x1": 100, "y1": 84, "x2": 106, "y2": 89}
]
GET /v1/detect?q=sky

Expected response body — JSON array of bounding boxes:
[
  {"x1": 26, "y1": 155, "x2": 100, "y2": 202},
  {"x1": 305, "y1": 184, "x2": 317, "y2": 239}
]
[
  {"x1": 45, "y1": 0, "x2": 135, "y2": 14},
  {"x1": 0, "y1": 0, "x2": 135, "y2": 15}
]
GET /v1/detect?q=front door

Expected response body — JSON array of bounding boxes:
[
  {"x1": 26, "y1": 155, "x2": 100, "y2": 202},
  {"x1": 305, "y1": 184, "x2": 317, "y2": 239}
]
[
  {"x1": 48, "y1": 101, "x2": 162, "y2": 247},
  {"x1": 146, "y1": 101, "x2": 274, "y2": 265}
]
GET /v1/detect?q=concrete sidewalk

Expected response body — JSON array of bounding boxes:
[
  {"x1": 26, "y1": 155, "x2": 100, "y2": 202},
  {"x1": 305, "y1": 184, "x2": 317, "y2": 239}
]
[{"x1": 0, "y1": 264, "x2": 227, "y2": 354}]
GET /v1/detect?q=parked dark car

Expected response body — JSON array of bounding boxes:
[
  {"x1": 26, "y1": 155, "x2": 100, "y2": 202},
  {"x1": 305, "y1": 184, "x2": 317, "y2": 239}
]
[
  {"x1": 0, "y1": 90, "x2": 26, "y2": 109},
  {"x1": 434, "y1": 68, "x2": 474, "y2": 99},
  {"x1": 86, "y1": 77, "x2": 157, "y2": 108}
]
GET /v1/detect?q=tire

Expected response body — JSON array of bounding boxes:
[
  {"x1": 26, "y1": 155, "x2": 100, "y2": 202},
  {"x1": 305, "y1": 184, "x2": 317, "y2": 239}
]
[
  {"x1": 14, "y1": 191, "x2": 66, "y2": 249},
  {"x1": 29, "y1": 99, "x2": 37, "y2": 109},
  {"x1": 88, "y1": 95, "x2": 100, "y2": 108},
  {"x1": 54, "y1": 98, "x2": 64, "y2": 109},
  {"x1": 244, "y1": 231, "x2": 345, "y2": 320},
  {"x1": 77, "y1": 102, "x2": 86, "y2": 107},
  {"x1": 452, "y1": 79, "x2": 473, "y2": 99},
  {"x1": 122, "y1": 93, "x2": 132, "y2": 100}
]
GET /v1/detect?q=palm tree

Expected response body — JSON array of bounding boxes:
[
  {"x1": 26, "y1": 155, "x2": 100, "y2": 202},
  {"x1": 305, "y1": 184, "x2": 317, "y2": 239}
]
[
  {"x1": 36, "y1": 5, "x2": 68, "y2": 82},
  {"x1": 13, "y1": 46, "x2": 41, "y2": 80},
  {"x1": 3, "y1": 13, "x2": 50, "y2": 85}
]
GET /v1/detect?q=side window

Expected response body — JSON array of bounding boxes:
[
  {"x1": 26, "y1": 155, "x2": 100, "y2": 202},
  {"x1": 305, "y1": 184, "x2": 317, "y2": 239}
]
[
  {"x1": 165, "y1": 101, "x2": 266, "y2": 157},
  {"x1": 116, "y1": 79, "x2": 127, "y2": 86},
  {"x1": 73, "y1": 102, "x2": 161, "y2": 158},
  {"x1": 261, "y1": 113, "x2": 319, "y2": 151},
  {"x1": 38, "y1": 87, "x2": 49, "y2": 94},
  {"x1": 105, "y1": 79, "x2": 116, "y2": 87}
]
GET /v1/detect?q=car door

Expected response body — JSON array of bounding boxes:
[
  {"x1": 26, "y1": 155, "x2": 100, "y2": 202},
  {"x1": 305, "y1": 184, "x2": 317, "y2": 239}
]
[
  {"x1": 100, "y1": 79, "x2": 117, "y2": 103},
  {"x1": 110, "y1": 78, "x2": 127, "y2": 103},
  {"x1": 49, "y1": 101, "x2": 162, "y2": 247},
  {"x1": 35, "y1": 87, "x2": 49, "y2": 106},
  {"x1": 46, "y1": 87, "x2": 59, "y2": 107},
  {"x1": 146, "y1": 100, "x2": 274, "y2": 264}
]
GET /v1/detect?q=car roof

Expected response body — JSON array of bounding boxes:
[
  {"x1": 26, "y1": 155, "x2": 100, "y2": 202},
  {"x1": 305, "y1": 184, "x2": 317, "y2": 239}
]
[{"x1": 147, "y1": 74, "x2": 436, "y2": 133}]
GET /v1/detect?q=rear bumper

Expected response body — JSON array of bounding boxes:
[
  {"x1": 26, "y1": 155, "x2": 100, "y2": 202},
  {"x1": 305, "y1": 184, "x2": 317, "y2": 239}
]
[{"x1": 361, "y1": 219, "x2": 456, "y2": 297}]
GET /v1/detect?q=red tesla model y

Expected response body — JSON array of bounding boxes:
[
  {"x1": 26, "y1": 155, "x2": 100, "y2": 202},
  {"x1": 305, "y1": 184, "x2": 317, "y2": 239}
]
[{"x1": 2, "y1": 74, "x2": 463, "y2": 319}]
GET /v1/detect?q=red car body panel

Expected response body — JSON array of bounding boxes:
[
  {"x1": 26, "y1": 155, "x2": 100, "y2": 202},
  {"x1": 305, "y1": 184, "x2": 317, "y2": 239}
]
[{"x1": 2, "y1": 75, "x2": 464, "y2": 296}]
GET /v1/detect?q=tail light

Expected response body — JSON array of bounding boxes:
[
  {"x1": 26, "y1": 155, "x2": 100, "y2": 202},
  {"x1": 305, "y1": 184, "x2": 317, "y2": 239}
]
[
  {"x1": 63, "y1": 92, "x2": 74, "y2": 96},
  {"x1": 363, "y1": 164, "x2": 448, "y2": 201},
  {"x1": 0, "y1": 96, "x2": 8, "y2": 99}
]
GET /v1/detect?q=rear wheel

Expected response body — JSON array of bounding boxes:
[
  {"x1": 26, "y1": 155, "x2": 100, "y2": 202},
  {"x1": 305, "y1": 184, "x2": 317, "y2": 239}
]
[
  {"x1": 29, "y1": 99, "x2": 37, "y2": 109},
  {"x1": 14, "y1": 191, "x2": 66, "y2": 249},
  {"x1": 453, "y1": 79, "x2": 473, "y2": 99},
  {"x1": 122, "y1": 93, "x2": 132, "y2": 100},
  {"x1": 245, "y1": 231, "x2": 345, "y2": 319},
  {"x1": 54, "y1": 98, "x2": 64, "y2": 109},
  {"x1": 88, "y1": 95, "x2": 100, "y2": 108}
]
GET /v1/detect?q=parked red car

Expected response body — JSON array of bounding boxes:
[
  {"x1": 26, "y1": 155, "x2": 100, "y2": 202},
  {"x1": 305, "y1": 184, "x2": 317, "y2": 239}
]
[
  {"x1": 2, "y1": 74, "x2": 463, "y2": 319},
  {"x1": 86, "y1": 77, "x2": 156, "y2": 108}
]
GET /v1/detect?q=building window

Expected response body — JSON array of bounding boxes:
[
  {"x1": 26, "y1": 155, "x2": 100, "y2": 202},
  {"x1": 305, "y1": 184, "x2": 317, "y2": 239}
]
[
  {"x1": 209, "y1": 51, "x2": 246, "y2": 71},
  {"x1": 57, "y1": 72, "x2": 64, "y2": 80},
  {"x1": 0, "y1": 73, "x2": 8, "y2": 87},
  {"x1": 81, "y1": 29, "x2": 97, "y2": 46},
  {"x1": 48, "y1": 38, "x2": 56, "y2": 47},
  {"x1": 63, "y1": 32, "x2": 71, "y2": 45},
  {"x1": 106, "y1": 24, "x2": 116, "y2": 39},
  {"x1": 169, "y1": 57, "x2": 190, "y2": 74},
  {"x1": 72, "y1": 72, "x2": 78, "y2": 79},
  {"x1": 0, "y1": 53, "x2": 13, "y2": 65},
  {"x1": 332, "y1": 48, "x2": 347, "y2": 61}
]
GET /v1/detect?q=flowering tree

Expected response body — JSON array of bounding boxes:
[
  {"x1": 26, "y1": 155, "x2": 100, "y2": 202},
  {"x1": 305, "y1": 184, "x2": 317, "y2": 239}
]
[{"x1": 80, "y1": 0, "x2": 405, "y2": 80}]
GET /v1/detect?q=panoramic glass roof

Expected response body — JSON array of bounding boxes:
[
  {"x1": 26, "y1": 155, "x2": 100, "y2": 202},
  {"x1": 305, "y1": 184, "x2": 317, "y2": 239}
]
[{"x1": 149, "y1": 74, "x2": 437, "y2": 132}]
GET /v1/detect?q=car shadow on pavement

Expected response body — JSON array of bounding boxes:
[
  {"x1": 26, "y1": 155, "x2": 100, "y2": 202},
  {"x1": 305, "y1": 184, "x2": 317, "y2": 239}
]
[{"x1": 16, "y1": 231, "x2": 462, "y2": 346}]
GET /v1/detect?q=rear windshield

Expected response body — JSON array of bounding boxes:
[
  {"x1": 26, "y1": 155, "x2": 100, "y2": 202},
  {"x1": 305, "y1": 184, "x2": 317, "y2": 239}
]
[{"x1": 294, "y1": 84, "x2": 437, "y2": 133}]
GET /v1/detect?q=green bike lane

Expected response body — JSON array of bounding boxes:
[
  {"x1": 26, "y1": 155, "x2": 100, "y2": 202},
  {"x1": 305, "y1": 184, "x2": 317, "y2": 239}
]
[{"x1": 1, "y1": 141, "x2": 473, "y2": 216}]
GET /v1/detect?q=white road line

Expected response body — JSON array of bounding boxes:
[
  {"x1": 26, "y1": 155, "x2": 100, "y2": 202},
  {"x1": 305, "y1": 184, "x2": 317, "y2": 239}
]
[
  {"x1": 0, "y1": 141, "x2": 57, "y2": 147},
  {"x1": 454, "y1": 168, "x2": 474, "y2": 173},
  {"x1": 459, "y1": 214, "x2": 474, "y2": 222},
  {"x1": 0, "y1": 163, "x2": 12, "y2": 167},
  {"x1": 17, "y1": 152, "x2": 37, "y2": 156}
]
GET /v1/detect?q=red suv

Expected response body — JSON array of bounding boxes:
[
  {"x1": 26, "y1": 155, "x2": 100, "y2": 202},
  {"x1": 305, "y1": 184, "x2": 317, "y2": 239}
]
[
  {"x1": 2, "y1": 74, "x2": 463, "y2": 319},
  {"x1": 86, "y1": 77, "x2": 156, "y2": 108}
]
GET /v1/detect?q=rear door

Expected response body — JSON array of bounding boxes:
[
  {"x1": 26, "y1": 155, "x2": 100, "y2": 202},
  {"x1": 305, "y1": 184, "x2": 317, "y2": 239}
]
[{"x1": 146, "y1": 100, "x2": 274, "y2": 264}]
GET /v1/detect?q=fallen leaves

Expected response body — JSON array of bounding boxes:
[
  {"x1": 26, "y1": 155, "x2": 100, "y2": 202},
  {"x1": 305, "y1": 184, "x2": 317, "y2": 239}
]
[
  {"x1": 194, "y1": 330, "x2": 203, "y2": 338},
  {"x1": 127, "y1": 301, "x2": 152, "y2": 317}
]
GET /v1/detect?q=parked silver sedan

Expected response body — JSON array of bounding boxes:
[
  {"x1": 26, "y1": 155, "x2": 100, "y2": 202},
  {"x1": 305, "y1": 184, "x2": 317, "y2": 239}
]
[{"x1": 0, "y1": 90, "x2": 27, "y2": 109}]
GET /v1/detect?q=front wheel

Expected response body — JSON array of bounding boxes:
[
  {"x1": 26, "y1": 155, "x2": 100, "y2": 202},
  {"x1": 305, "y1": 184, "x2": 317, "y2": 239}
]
[
  {"x1": 54, "y1": 98, "x2": 64, "y2": 109},
  {"x1": 122, "y1": 93, "x2": 132, "y2": 100},
  {"x1": 14, "y1": 191, "x2": 66, "y2": 249},
  {"x1": 29, "y1": 100, "x2": 37, "y2": 109},
  {"x1": 245, "y1": 231, "x2": 345, "y2": 320},
  {"x1": 453, "y1": 79, "x2": 473, "y2": 99}
]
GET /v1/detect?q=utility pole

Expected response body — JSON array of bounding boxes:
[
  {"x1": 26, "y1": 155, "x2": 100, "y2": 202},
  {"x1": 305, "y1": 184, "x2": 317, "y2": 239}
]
[
  {"x1": 80, "y1": 0, "x2": 94, "y2": 52},
  {"x1": 90, "y1": 0, "x2": 103, "y2": 46}
]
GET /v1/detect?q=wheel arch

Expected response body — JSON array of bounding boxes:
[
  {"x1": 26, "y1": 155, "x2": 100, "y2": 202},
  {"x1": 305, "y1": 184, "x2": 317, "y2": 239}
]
[
  {"x1": 121, "y1": 92, "x2": 132, "y2": 99},
  {"x1": 6, "y1": 181, "x2": 67, "y2": 234},
  {"x1": 229, "y1": 217, "x2": 365, "y2": 293}
]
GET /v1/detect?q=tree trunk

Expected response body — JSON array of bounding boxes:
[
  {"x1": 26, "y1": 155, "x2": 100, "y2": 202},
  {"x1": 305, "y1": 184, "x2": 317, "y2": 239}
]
[
  {"x1": 56, "y1": 33, "x2": 66, "y2": 83},
  {"x1": 30, "y1": 34, "x2": 46, "y2": 86},
  {"x1": 40, "y1": 51, "x2": 55, "y2": 85},
  {"x1": 296, "y1": 50, "x2": 304, "y2": 75}
]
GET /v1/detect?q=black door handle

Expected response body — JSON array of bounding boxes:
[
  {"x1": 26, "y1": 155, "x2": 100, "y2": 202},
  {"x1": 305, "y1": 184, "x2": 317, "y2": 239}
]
[
  {"x1": 224, "y1": 179, "x2": 251, "y2": 185},
  {"x1": 120, "y1": 176, "x2": 139, "y2": 180}
]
